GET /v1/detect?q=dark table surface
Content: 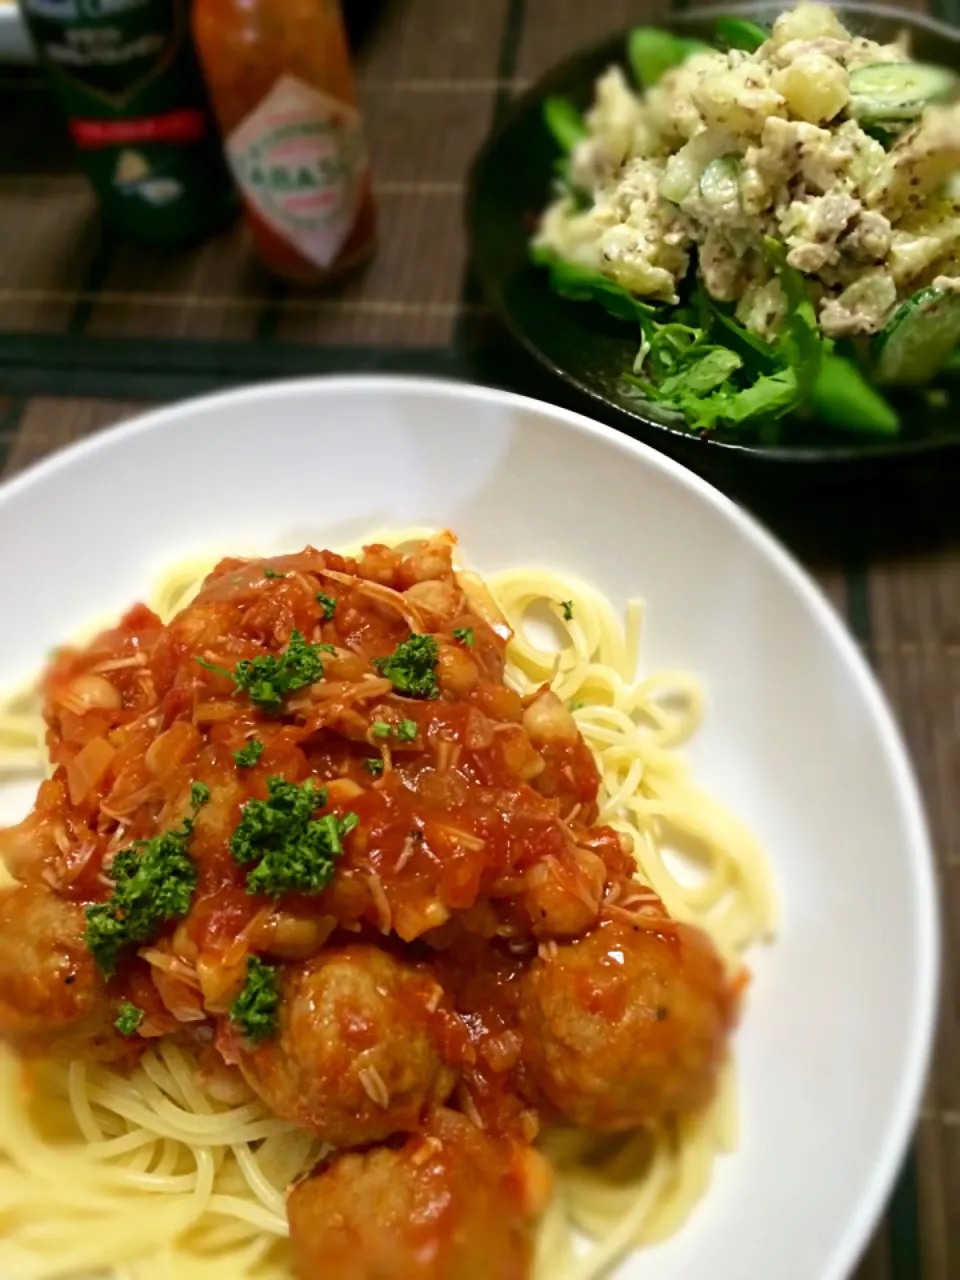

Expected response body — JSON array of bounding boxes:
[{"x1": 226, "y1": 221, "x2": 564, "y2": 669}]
[{"x1": 1, "y1": 1, "x2": 958, "y2": 1276}]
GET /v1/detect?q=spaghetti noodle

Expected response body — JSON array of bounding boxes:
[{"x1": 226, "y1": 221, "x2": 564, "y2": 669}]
[{"x1": 0, "y1": 532, "x2": 775, "y2": 1280}]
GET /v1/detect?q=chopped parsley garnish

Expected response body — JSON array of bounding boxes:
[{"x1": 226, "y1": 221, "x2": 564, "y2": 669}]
[
  {"x1": 370, "y1": 719, "x2": 417, "y2": 743},
  {"x1": 196, "y1": 630, "x2": 333, "y2": 715},
  {"x1": 373, "y1": 634, "x2": 439, "y2": 699},
  {"x1": 263, "y1": 568, "x2": 287, "y2": 579},
  {"x1": 84, "y1": 786, "x2": 208, "y2": 977},
  {"x1": 316, "y1": 592, "x2": 338, "y2": 620},
  {"x1": 365, "y1": 757, "x2": 385, "y2": 777},
  {"x1": 115, "y1": 1002, "x2": 145, "y2": 1037},
  {"x1": 233, "y1": 739, "x2": 264, "y2": 768},
  {"x1": 230, "y1": 956, "x2": 281, "y2": 1044},
  {"x1": 452, "y1": 627, "x2": 474, "y2": 647},
  {"x1": 560, "y1": 601, "x2": 574, "y2": 621},
  {"x1": 232, "y1": 776, "x2": 357, "y2": 897}
]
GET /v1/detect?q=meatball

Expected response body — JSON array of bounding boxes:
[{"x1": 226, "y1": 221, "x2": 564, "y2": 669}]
[
  {"x1": 236, "y1": 946, "x2": 455, "y2": 1147},
  {"x1": 0, "y1": 883, "x2": 126, "y2": 1060},
  {"x1": 519, "y1": 917, "x2": 735, "y2": 1129},
  {"x1": 287, "y1": 1108, "x2": 548, "y2": 1280}
]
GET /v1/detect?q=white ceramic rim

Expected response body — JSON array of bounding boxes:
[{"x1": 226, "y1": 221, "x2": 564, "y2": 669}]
[{"x1": 0, "y1": 375, "x2": 939, "y2": 1280}]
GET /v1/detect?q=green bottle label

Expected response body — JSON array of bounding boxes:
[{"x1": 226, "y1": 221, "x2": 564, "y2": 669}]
[{"x1": 20, "y1": 0, "x2": 236, "y2": 244}]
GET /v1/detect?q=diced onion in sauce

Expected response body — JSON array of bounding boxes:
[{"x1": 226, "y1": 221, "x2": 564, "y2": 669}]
[
  {"x1": 65, "y1": 736, "x2": 115, "y2": 804},
  {"x1": 57, "y1": 674, "x2": 122, "y2": 715}
]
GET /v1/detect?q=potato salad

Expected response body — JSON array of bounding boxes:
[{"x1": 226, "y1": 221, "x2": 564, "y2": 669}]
[{"x1": 534, "y1": 4, "x2": 960, "y2": 436}]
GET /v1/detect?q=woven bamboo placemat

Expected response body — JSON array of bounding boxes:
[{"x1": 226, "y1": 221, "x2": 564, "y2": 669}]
[{"x1": 1, "y1": 2, "x2": 958, "y2": 1276}]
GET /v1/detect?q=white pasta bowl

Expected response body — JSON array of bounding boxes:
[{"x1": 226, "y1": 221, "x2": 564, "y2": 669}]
[{"x1": 0, "y1": 377, "x2": 937, "y2": 1280}]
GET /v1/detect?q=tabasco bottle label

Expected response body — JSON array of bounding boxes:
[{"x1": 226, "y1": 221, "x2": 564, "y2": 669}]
[
  {"x1": 19, "y1": 0, "x2": 235, "y2": 245},
  {"x1": 226, "y1": 74, "x2": 369, "y2": 270}
]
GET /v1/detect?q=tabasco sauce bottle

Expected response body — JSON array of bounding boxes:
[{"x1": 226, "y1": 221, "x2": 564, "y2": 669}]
[
  {"x1": 18, "y1": 0, "x2": 236, "y2": 246},
  {"x1": 192, "y1": 0, "x2": 377, "y2": 285}
]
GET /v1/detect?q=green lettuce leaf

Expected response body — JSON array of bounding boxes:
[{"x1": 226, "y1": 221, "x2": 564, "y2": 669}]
[
  {"x1": 714, "y1": 16, "x2": 767, "y2": 51},
  {"x1": 531, "y1": 245, "x2": 655, "y2": 325},
  {"x1": 627, "y1": 27, "x2": 712, "y2": 88},
  {"x1": 543, "y1": 96, "x2": 587, "y2": 153}
]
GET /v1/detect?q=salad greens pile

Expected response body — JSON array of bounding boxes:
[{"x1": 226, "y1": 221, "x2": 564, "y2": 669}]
[
  {"x1": 534, "y1": 18, "x2": 915, "y2": 439},
  {"x1": 533, "y1": 242, "x2": 897, "y2": 435}
]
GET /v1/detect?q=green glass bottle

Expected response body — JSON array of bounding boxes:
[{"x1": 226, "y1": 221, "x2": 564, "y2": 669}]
[{"x1": 19, "y1": 0, "x2": 237, "y2": 245}]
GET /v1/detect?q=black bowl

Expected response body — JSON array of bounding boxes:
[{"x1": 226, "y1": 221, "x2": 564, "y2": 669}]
[{"x1": 466, "y1": 3, "x2": 960, "y2": 466}]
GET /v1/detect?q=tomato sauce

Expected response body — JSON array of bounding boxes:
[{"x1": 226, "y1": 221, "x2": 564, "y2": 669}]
[{"x1": 8, "y1": 534, "x2": 645, "y2": 1130}]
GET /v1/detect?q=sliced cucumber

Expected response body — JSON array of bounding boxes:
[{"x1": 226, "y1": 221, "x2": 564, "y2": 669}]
[
  {"x1": 873, "y1": 285, "x2": 960, "y2": 385},
  {"x1": 862, "y1": 121, "x2": 905, "y2": 149},
  {"x1": 699, "y1": 154, "x2": 740, "y2": 206},
  {"x1": 849, "y1": 62, "x2": 957, "y2": 124},
  {"x1": 810, "y1": 354, "x2": 899, "y2": 435}
]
